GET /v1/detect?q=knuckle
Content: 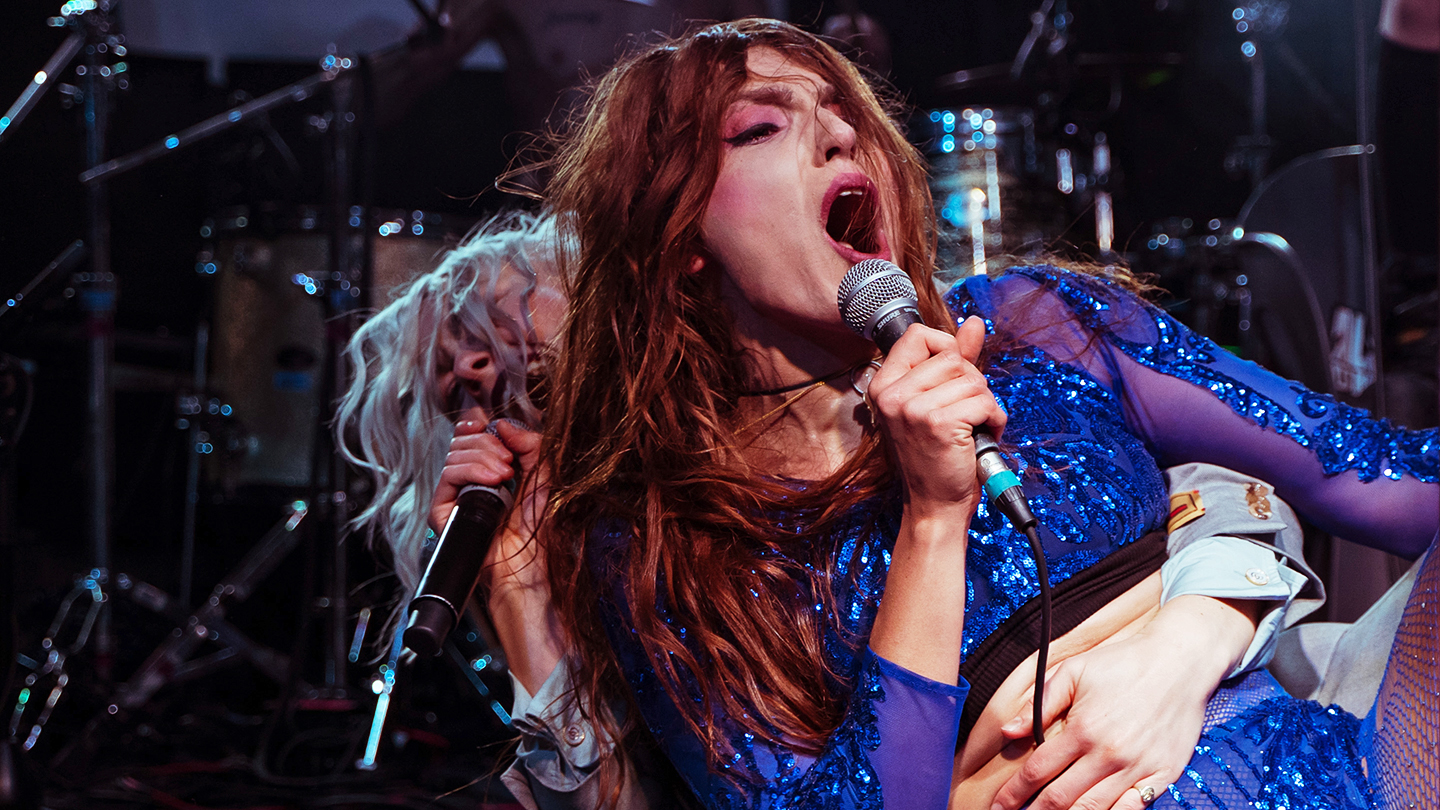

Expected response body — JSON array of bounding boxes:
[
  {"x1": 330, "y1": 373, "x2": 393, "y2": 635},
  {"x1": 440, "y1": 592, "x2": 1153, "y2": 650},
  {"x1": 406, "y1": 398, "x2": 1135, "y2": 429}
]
[
  {"x1": 1029, "y1": 791, "x2": 1065, "y2": 810},
  {"x1": 1016, "y1": 757, "x2": 1050, "y2": 787},
  {"x1": 1066, "y1": 718, "x2": 1099, "y2": 748},
  {"x1": 1097, "y1": 741, "x2": 1127, "y2": 767},
  {"x1": 921, "y1": 407, "x2": 950, "y2": 434},
  {"x1": 871, "y1": 388, "x2": 901, "y2": 415}
]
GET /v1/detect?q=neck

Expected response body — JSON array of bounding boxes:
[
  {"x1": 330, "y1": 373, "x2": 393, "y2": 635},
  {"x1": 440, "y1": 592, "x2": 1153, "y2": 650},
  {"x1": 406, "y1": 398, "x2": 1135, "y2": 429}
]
[{"x1": 723, "y1": 291, "x2": 874, "y2": 480}]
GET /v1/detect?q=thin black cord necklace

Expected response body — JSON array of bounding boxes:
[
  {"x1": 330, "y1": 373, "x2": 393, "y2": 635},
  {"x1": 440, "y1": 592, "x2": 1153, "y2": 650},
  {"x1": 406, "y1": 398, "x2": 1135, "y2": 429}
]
[{"x1": 737, "y1": 360, "x2": 868, "y2": 397}]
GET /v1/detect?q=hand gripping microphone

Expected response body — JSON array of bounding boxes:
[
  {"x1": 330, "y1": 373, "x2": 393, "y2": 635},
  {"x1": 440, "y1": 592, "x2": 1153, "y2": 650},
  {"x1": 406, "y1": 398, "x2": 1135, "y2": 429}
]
[
  {"x1": 837, "y1": 259, "x2": 1036, "y2": 531},
  {"x1": 838, "y1": 259, "x2": 1050, "y2": 744},
  {"x1": 403, "y1": 421, "x2": 522, "y2": 657}
]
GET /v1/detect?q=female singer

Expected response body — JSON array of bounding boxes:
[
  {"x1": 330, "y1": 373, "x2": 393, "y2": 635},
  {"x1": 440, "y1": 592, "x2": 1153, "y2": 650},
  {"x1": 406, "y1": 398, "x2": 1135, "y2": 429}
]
[
  {"x1": 456, "y1": 19, "x2": 1438, "y2": 809},
  {"x1": 335, "y1": 210, "x2": 564, "y2": 620}
]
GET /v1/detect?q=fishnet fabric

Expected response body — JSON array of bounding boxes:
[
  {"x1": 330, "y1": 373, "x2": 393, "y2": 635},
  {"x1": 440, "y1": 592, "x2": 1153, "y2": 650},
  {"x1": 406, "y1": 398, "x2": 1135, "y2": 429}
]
[
  {"x1": 1371, "y1": 541, "x2": 1440, "y2": 810},
  {"x1": 1200, "y1": 670, "x2": 1287, "y2": 732},
  {"x1": 1158, "y1": 696, "x2": 1373, "y2": 810}
]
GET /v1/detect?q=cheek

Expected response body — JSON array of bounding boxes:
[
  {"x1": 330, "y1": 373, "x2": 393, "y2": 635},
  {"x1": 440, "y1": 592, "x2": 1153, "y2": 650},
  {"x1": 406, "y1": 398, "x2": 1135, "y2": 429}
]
[
  {"x1": 531, "y1": 289, "x2": 567, "y2": 344},
  {"x1": 702, "y1": 158, "x2": 798, "y2": 258},
  {"x1": 704, "y1": 166, "x2": 756, "y2": 241}
]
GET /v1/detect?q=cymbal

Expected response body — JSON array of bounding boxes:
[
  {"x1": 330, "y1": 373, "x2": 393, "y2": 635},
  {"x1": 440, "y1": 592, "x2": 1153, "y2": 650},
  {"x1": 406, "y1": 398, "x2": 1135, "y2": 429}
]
[{"x1": 936, "y1": 52, "x2": 1184, "y2": 94}]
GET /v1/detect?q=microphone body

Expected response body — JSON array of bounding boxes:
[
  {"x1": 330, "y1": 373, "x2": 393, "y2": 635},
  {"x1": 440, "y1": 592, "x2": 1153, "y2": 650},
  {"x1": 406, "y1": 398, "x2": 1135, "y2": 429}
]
[
  {"x1": 837, "y1": 259, "x2": 1036, "y2": 530},
  {"x1": 403, "y1": 482, "x2": 513, "y2": 657}
]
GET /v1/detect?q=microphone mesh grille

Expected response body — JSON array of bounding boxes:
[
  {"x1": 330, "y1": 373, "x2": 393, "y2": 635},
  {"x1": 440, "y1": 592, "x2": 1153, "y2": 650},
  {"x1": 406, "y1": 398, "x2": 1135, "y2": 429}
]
[{"x1": 838, "y1": 259, "x2": 919, "y2": 337}]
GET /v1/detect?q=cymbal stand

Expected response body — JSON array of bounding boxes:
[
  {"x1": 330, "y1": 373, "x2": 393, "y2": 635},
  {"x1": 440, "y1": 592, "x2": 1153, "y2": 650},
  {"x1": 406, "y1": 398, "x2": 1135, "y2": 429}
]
[
  {"x1": 37, "y1": 503, "x2": 309, "y2": 776},
  {"x1": 177, "y1": 323, "x2": 208, "y2": 609},
  {"x1": 0, "y1": 23, "x2": 84, "y2": 147},
  {"x1": 75, "y1": 0, "x2": 127, "y2": 677},
  {"x1": 0, "y1": 0, "x2": 131, "y2": 691},
  {"x1": 1011, "y1": 0, "x2": 1071, "y2": 84},
  {"x1": 1225, "y1": 2, "x2": 1289, "y2": 187},
  {"x1": 1, "y1": 353, "x2": 40, "y2": 809},
  {"x1": 310, "y1": 52, "x2": 365, "y2": 696},
  {"x1": 1351, "y1": 0, "x2": 1384, "y2": 416}
]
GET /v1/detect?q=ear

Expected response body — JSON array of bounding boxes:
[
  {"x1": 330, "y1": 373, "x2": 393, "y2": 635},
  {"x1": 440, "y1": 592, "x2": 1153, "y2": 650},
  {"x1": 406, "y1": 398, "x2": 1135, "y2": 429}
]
[{"x1": 683, "y1": 239, "x2": 716, "y2": 276}]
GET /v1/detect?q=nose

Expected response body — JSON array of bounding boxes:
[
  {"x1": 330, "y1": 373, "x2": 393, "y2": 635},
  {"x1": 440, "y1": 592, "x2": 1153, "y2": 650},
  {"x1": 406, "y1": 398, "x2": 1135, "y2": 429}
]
[
  {"x1": 816, "y1": 106, "x2": 858, "y2": 164},
  {"x1": 453, "y1": 346, "x2": 498, "y2": 399}
]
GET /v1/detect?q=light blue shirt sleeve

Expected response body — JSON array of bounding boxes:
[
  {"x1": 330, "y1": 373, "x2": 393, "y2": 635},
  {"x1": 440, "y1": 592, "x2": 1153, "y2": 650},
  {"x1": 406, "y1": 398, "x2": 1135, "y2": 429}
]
[
  {"x1": 509, "y1": 659, "x2": 611, "y2": 792},
  {"x1": 1161, "y1": 534, "x2": 1305, "y2": 678}
]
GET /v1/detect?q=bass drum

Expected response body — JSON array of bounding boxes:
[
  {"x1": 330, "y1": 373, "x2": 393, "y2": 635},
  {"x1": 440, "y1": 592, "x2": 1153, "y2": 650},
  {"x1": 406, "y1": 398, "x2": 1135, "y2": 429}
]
[{"x1": 203, "y1": 205, "x2": 472, "y2": 489}]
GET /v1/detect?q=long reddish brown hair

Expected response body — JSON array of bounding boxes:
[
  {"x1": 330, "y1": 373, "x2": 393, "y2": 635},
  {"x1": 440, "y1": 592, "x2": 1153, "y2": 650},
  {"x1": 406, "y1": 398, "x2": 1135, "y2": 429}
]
[{"x1": 538, "y1": 19, "x2": 953, "y2": 790}]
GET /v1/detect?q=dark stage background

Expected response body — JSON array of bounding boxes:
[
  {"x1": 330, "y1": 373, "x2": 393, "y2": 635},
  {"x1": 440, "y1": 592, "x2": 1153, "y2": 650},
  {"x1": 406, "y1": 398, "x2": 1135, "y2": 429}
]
[{"x1": 0, "y1": 0, "x2": 1431, "y2": 807}]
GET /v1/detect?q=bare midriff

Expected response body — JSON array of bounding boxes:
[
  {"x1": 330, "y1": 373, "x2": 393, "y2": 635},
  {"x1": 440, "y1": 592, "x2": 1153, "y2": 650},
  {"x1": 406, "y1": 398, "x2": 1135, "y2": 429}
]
[{"x1": 949, "y1": 571, "x2": 1164, "y2": 808}]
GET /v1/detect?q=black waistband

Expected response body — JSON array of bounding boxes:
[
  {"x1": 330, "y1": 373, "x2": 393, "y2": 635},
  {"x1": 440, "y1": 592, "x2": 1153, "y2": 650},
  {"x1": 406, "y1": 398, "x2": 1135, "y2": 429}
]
[{"x1": 956, "y1": 530, "x2": 1169, "y2": 744}]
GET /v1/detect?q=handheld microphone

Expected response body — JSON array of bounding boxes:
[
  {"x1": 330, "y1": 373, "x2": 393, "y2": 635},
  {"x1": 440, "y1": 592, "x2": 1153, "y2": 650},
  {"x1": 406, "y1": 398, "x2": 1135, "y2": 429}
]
[
  {"x1": 838, "y1": 259, "x2": 1049, "y2": 745},
  {"x1": 402, "y1": 421, "x2": 523, "y2": 657},
  {"x1": 837, "y1": 259, "x2": 1036, "y2": 531}
]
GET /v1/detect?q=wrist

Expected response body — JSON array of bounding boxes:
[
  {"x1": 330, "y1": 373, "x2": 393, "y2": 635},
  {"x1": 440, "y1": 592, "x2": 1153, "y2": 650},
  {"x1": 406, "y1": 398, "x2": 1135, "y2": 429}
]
[
  {"x1": 900, "y1": 502, "x2": 974, "y2": 549},
  {"x1": 1139, "y1": 595, "x2": 1259, "y2": 684}
]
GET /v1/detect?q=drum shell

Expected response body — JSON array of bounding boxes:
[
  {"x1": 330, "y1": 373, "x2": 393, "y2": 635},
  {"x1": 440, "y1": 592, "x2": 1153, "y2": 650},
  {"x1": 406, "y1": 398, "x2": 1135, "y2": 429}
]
[
  {"x1": 206, "y1": 210, "x2": 464, "y2": 488},
  {"x1": 919, "y1": 107, "x2": 1072, "y2": 274}
]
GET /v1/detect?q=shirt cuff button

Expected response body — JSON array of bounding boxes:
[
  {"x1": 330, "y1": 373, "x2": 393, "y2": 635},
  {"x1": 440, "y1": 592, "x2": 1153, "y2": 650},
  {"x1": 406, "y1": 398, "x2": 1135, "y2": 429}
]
[{"x1": 1245, "y1": 567, "x2": 1270, "y2": 586}]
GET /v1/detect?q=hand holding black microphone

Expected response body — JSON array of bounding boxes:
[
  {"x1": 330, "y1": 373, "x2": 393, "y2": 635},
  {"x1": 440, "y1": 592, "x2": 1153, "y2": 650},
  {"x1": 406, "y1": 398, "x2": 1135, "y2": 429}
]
[{"x1": 404, "y1": 413, "x2": 540, "y2": 657}]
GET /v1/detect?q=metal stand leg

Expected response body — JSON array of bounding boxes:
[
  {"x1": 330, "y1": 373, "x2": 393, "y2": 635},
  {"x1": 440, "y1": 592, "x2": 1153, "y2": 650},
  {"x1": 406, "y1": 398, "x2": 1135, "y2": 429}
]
[{"x1": 80, "y1": 0, "x2": 119, "y2": 676}]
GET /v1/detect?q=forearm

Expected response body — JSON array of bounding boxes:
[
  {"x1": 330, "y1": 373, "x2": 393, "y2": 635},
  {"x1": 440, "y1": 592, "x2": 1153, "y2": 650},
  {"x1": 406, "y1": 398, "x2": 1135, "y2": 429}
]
[
  {"x1": 485, "y1": 527, "x2": 567, "y2": 695},
  {"x1": 869, "y1": 507, "x2": 970, "y2": 686}
]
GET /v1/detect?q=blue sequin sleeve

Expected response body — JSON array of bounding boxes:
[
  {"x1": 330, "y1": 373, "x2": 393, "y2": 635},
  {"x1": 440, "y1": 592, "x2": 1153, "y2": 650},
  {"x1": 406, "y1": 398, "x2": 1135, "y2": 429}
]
[
  {"x1": 595, "y1": 494, "x2": 970, "y2": 810},
  {"x1": 621, "y1": 639, "x2": 968, "y2": 810},
  {"x1": 956, "y1": 266, "x2": 1439, "y2": 559}
]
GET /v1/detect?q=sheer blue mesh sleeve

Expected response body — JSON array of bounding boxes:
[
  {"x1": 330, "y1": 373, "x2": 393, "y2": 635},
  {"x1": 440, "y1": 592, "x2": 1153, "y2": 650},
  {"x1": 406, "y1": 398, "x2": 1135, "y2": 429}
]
[
  {"x1": 719, "y1": 651, "x2": 966, "y2": 810},
  {"x1": 956, "y1": 266, "x2": 1439, "y2": 559},
  {"x1": 624, "y1": 645, "x2": 966, "y2": 810},
  {"x1": 595, "y1": 505, "x2": 968, "y2": 810}
]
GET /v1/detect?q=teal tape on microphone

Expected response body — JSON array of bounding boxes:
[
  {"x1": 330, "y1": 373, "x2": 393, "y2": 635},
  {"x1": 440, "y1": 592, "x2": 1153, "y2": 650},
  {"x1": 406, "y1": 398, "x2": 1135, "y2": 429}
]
[{"x1": 983, "y1": 469, "x2": 1022, "y2": 502}]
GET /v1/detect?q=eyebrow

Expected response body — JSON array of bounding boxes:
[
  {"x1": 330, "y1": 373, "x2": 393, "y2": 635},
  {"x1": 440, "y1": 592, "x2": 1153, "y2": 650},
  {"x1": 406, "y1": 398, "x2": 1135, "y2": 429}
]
[{"x1": 733, "y1": 79, "x2": 838, "y2": 110}]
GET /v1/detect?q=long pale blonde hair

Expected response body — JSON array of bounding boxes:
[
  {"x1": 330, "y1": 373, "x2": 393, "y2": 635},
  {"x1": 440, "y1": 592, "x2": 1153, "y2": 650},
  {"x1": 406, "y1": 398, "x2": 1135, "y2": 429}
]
[{"x1": 336, "y1": 210, "x2": 559, "y2": 638}]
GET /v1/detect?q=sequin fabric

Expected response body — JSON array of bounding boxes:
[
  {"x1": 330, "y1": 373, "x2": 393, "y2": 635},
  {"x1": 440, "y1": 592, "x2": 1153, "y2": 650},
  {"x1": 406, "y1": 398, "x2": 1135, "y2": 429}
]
[
  {"x1": 1160, "y1": 698, "x2": 1376, "y2": 809},
  {"x1": 710, "y1": 655, "x2": 887, "y2": 810},
  {"x1": 597, "y1": 500, "x2": 908, "y2": 810},
  {"x1": 947, "y1": 339, "x2": 1168, "y2": 657},
  {"x1": 589, "y1": 265, "x2": 1438, "y2": 808},
  {"x1": 990, "y1": 266, "x2": 1439, "y2": 483}
]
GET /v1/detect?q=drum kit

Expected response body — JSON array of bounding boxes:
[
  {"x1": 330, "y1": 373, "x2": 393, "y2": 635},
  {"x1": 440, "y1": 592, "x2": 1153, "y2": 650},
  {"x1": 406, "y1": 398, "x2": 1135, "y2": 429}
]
[
  {"x1": 0, "y1": 0, "x2": 1394, "y2": 798},
  {"x1": 917, "y1": 0, "x2": 1384, "y2": 414},
  {"x1": 0, "y1": 0, "x2": 514, "y2": 797}
]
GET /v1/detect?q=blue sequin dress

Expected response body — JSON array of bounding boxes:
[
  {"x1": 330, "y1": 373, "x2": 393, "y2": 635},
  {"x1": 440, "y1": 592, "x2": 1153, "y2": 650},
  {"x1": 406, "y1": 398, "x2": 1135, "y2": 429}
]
[{"x1": 596, "y1": 265, "x2": 1440, "y2": 810}]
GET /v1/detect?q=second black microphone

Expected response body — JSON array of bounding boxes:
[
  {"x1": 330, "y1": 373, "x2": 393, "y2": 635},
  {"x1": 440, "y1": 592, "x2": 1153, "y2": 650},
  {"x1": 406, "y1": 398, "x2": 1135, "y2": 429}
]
[{"x1": 403, "y1": 481, "x2": 514, "y2": 657}]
